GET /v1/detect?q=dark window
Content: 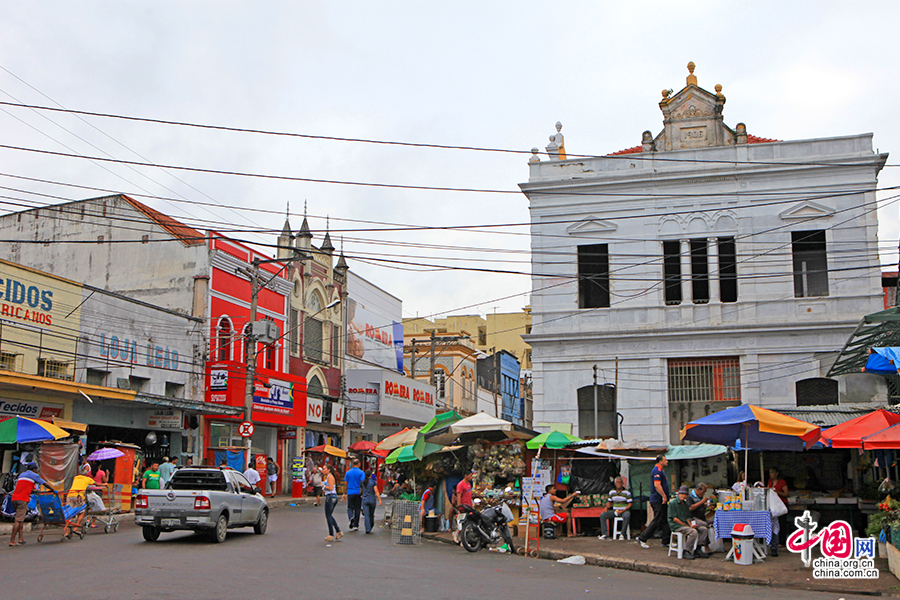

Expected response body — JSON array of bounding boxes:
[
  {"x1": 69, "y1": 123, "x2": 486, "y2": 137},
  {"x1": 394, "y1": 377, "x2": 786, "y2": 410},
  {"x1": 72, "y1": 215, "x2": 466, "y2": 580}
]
[
  {"x1": 264, "y1": 343, "x2": 275, "y2": 370},
  {"x1": 718, "y1": 237, "x2": 738, "y2": 303},
  {"x1": 577, "y1": 244, "x2": 610, "y2": 309},
  {"x1": 165, "y1": 382, "x2": 184, "y2": 398},
  {"x1": 792, "y1": 230, "x2": 829, "y2": 297},
  {"x1": 332, "y1": 324, "x2": 341, "y2": 364},
  {"x1": 129, "y1": 375, "x2": 149, "y2": 392},
  {"x1": 667, "y1": 358, "x2": 740, "y2": 403},
  {"x1": 86, "y1": 368, "x2": 108, "y2": 387},
  {"x1": 690, "y1": 239, "x2": 709, "y2": 304},
  {"x1": 796, "y1": 378, "x2": 838, "y2": 406},
  {"x1": 304, "y1": 318, "x2": 323, "y2": 362},
  {"x1": 663, "y1": 240, "x2": 682, "y2": 305},
  {"x1": 217, "y1": 317, "x2": 233, "y2": 362},
  {"x1": 290, "y1": 309, "x2": 299, "y2": 355},
  {"x1": 576, "y1": 384, "x2": 617, "y2": 439}
]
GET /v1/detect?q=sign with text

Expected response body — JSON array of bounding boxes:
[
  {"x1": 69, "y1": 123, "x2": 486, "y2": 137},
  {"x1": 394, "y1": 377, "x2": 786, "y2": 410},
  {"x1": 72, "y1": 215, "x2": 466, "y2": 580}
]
[
  {"x1": 331, "y1": 403, "x2": 344, "y2": 426},
  {"x1": 307, "y1": 397, "x2": 323, "y2": 423},
  {"x1": 345, "y1": 369, "x2": 435, "y2": 424},
  {"x1": 147, "y1": 409, "x2": 183, "y2": 430},
  {"x1": 346, "y1": 298, "x2": 404, "y2": 373},
  {"x1": 204, "y1": 361, "x2": 306, "y2": 427},
  {"x1": 0, "y1": 399, "x2": 64, "y2": 420}
]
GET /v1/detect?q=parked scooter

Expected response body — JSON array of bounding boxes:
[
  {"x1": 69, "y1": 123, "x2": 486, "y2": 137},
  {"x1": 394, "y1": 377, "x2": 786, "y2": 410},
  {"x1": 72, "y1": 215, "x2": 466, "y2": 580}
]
[{"x1": 459, "y1": 500, "x2": 516, "y2": 554}]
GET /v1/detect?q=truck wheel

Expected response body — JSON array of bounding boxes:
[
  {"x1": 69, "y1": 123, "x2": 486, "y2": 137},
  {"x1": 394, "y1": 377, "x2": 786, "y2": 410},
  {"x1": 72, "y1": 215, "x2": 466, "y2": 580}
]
[
  {"x1": 254, "y1": 509, "x2": 268, "y2": 535},
  {"x1": 142, "y1": 526, "x2": 160, "y2": 542},
  {"x1": 211, "y1": 514, "x2": 228, "y2": 543}
]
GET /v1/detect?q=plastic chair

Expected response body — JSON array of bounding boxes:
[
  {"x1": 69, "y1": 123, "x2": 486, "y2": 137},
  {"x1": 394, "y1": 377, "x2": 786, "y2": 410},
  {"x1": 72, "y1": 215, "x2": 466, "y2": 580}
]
[
  {"x1": 612, "y1": 517, "x2": 630, "y2": 540},
  {"x1": 668, "y1": 531, "x2": 684, "y2": 559}
]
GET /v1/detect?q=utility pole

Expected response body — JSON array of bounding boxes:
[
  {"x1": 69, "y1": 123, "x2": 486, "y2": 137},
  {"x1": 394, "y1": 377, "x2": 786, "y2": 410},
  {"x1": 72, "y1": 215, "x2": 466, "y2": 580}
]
[
  {"x1": 410, "y1": 339, "x2": 417, "y2": 379},
  {"x1": 429, "y1": 331, "x2": 437, "y2": 387},
  {"x1": 592, "y1": 364, "x2": 599, "y2": 440},
  {"x1": 236, "y1": 251, "x2": 308, "y2": 470},
  {"x1": 493, "y1": 350, "x2": 500, "y2": 419}
]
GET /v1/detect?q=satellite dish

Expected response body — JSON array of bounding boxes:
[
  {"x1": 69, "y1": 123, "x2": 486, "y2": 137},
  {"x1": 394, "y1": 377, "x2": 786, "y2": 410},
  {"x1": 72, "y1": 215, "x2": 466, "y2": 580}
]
[{"x1": 145, "y1": 432, "x2": 158, "y2": 446}]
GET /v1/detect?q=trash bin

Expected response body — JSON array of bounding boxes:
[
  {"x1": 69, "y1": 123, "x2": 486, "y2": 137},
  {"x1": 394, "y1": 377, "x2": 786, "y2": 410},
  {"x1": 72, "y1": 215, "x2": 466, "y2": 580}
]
[
  {"x1": 424, "y1": 515, "x2": 440, "y2": 533},
  {"x1": 731, "y1": 523, "x2": 755, "y2": 566}
]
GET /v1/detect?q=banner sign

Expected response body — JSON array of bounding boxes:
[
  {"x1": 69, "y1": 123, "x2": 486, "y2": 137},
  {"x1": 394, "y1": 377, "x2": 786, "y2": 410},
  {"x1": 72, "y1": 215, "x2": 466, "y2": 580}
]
[
  {"x1": 346, "y1": 298, "x2": 404, "y2": 373},
  {"x1": 331, "y1": 403, "x2": 344, "y2": 426},
  {"x1": 0, "y1": 399, "x2": 64, "y2": 420},
  {"x1": 307, "y1": 398, "x2": 323, "y2": 423},
  {"x1": 204, "y1": 362, "x2": 306, "y2": 427}
]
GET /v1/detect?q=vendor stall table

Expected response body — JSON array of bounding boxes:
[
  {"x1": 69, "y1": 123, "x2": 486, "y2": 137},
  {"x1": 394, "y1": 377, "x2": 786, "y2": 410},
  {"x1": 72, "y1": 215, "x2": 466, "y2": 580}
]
[
  {"x1": 570, "y1": 506, "x2": 604, "y2": 536},
  {"x1": 714, "y1": 509, "x2": 771, "y2": 562}
]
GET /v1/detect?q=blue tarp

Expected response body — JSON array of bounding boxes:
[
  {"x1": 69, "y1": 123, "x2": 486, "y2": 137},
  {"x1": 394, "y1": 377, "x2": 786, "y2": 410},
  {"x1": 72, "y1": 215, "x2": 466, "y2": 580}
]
[
  {"x1": 865, "y1": 348, "x2": 900, "y2": 375},
  {"x1": 214, "y1": 449, "x2": 245, "y2": 471},
  {"x1": 665, "y1": 444, "x2": 727, "y2": 460}
]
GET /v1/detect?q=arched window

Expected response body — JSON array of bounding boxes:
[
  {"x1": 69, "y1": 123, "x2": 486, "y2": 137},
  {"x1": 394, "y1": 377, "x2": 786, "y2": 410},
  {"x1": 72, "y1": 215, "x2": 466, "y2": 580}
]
[
  {"x1": 308, "y1": 375, "x2": 324, "y2": 399},
  {"x1": 305, "y1": 292, "x2": 324, "y2": 362},
  {"x1": 217, "y1": 317, "x2": 233, "y2": 362}
]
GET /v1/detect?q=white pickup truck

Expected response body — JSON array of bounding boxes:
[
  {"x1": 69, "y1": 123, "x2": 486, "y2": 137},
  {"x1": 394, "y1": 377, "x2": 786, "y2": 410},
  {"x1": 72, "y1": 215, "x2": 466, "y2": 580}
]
[{"x1": 134, "y1": 467, "x2": 268, "y2": 543}]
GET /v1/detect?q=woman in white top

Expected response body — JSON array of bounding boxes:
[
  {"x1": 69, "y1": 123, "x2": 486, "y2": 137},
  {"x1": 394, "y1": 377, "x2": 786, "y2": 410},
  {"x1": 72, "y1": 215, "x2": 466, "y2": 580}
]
[{"x1": 322, "y1": 465, "x2": 342, "y2": 542}]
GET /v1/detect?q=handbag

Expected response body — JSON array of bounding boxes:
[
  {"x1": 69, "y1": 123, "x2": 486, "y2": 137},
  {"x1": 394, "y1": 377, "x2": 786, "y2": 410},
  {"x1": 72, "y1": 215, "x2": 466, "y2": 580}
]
[{"x1": 767, "y1": 489, "x2": 788, "y2": 517}]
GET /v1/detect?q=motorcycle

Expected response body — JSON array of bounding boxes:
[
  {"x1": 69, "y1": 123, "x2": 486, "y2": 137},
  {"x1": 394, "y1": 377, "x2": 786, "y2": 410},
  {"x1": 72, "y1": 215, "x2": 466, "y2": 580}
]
[{"x1": 459, "y1": 501, "x2": 516, "y2": 554}]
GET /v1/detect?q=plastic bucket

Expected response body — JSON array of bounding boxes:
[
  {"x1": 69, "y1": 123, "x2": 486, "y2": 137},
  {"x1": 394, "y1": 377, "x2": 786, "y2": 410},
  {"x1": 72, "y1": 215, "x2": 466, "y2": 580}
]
[{"x1": 424, "y1": 516, "x2": 440, "y2": 533}]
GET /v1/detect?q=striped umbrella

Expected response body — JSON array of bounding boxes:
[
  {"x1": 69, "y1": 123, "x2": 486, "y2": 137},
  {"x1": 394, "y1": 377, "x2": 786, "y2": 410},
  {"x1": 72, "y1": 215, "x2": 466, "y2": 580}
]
[{"x1": 0, "y1": 416, "x2": 70, "y2": 444}]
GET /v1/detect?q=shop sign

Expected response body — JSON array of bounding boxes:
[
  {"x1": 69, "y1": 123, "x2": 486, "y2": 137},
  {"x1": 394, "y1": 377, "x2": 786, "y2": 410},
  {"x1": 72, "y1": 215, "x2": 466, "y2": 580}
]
[
  {"x1": 331, "y1": 404, "x2": 344, "y2": 426},
  {"x1": 210, "y1": 368, "x2": 228, "y2": 391},
  {"x1": 381, "y1": 376, "x2": 435, "y2": 424},
  {"x1": 278, "y1": 428, "x2": 297, "y2": 440},
  {"x1": 252, "y1": 378, "x2": 294, "y2": 417},
  {"x1": 254, "y1": 454, "x2": 267, "y2": 485},
  {"x1": 307, "y1": 398, "x2": 323, "y2": 423},
  {"x1": 787, "y1": 510, "x2": 879, "y2": 578},
  {"x1": 147, "y1": 409, "x2": 183, "y2": 430},
  {"x1": 292, "y1": 456, "x2": 305, "y2": 482},
  {"x1": 0, "y1": 399, "x2": 64, "y2": 420}
]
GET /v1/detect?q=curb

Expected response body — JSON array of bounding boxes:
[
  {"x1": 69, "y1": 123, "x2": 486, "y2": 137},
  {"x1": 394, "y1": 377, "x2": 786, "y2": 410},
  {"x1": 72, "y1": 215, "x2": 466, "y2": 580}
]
[{"x1": 421, "y1": 533, "x2": 895, "y2": 596}]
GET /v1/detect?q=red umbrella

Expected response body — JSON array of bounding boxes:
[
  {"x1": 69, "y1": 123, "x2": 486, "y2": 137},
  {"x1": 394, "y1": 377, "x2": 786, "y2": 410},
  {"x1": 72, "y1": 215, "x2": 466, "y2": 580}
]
[
  {"x1": 820, "y1": 408, "x2": 900, "y2": 448},
  {"x1": 862, "y1": 423, "x2": 900, "y2": 450},
  {"x1": 348, "y1": 440, "x2": 378, "y2": 452}
]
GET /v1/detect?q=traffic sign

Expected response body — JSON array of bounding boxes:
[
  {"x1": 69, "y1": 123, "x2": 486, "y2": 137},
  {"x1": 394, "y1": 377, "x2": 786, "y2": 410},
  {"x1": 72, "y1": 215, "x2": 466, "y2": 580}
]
[{"x1": 239, "y1": 421, "x2": 255, "y2": 437}]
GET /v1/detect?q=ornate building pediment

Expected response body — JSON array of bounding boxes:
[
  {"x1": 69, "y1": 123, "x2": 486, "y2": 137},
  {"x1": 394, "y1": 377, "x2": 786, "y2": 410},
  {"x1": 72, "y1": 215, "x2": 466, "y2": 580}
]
[
  {"x1": 566, "y1": 216, "x2": 618, "y2": 236},
  {"x1": 779, "y1": 201, "x2": 835, "y2": 221},
  {"x1": 655, "y1": 62, "x2": 732, "y2": 151}
]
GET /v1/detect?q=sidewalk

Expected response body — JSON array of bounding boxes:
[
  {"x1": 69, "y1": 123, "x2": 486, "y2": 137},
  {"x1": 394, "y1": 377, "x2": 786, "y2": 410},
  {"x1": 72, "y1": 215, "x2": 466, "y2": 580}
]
[{"x1": 423, "y1": 530, "x2": 900, "y2": 596}]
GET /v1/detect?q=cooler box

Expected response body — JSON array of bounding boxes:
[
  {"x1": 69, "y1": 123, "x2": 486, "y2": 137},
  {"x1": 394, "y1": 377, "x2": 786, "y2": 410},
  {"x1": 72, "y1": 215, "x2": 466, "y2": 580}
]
[{"x1": 731, "y1": 523, "x2": 754, "y2": 566}]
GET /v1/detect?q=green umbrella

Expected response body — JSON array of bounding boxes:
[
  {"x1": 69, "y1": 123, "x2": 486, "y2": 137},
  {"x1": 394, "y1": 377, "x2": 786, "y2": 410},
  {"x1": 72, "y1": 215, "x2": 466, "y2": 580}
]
[
  {"x1": 413, "y1": 410, "x2": 462, "y2": 459},
  {"x1": 386, "y1": 442, "x2": 446, "y2": 464},
  {"x1": 526, "y1": 430, "x2": 583, "y2": 450}
]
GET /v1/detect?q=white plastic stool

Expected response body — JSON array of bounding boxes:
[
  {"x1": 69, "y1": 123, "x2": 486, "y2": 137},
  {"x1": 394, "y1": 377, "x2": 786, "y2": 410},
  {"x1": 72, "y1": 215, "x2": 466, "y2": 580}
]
[
  {"x1": 668, "y1": 531, "x2": 684, "y2": 559},
  {"x1": 612, "y1": 517, "x2": 631, "y2": 540}
]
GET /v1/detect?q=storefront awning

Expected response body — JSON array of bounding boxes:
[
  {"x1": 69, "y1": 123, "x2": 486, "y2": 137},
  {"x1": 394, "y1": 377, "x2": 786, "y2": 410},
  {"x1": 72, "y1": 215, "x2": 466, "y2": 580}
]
[
  {"x1": 51, "y1": 417, "x2": 88, "y2": 433},
  {"x1": 131, "y1": 393, "x2": 242, "y2": 416},
  {"x1": 665, "y1": 444, "x2": 727, "y2": 460}
]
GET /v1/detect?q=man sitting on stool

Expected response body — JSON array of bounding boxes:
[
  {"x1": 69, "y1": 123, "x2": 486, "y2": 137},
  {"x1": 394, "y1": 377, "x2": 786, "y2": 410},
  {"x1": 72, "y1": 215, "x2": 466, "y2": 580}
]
[
  {"x1": 598, "y1": 476, "x2": 632, "y2": 540},
  {"x1": 668, "y1": 485, "x2": 710, "y2": 559},
  {"x1": 538, "y1": 485, "x2": 580, "y2": 537}
]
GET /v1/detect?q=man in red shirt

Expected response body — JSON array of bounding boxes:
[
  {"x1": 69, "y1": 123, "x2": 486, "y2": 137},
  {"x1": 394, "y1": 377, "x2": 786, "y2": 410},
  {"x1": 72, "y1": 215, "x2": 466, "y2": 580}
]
[
  {"x1": 9, "y1": 464, "x2": 45, "y2": 547},
  {"x1": 451, "y1": 471, "x2": 475, "y2": 544}
]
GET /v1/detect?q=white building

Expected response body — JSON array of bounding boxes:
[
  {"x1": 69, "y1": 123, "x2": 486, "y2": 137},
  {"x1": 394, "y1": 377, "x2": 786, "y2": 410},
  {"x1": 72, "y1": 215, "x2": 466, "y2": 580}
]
[{"x1": 520, "y1": 64, "x2": 888, "y2": 444}]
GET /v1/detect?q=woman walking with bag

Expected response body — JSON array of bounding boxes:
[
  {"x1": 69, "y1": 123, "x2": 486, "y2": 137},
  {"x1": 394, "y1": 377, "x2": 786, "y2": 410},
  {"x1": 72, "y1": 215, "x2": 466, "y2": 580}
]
[{"x1": 322, "y1": 464, "x2": 342, "y2": 542}]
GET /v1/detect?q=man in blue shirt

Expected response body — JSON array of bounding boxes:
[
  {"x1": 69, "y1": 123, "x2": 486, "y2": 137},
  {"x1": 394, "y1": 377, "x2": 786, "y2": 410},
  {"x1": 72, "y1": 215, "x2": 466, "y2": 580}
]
[
  {"x1": 638, "y1": 454, "x2": 671, "y2": 549},
  {"x1": 343, "y1": 458, "x2": 365, "y2": 531}
]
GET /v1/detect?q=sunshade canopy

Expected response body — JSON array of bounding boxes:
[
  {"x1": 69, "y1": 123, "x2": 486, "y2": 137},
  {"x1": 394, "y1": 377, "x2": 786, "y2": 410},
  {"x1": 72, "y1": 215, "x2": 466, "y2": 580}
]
[
  {"x1": 864, "y1": 348, "x2": 900, "y2": 375},
  {"x1": 385, "y1": 442, "x2": 445, "y2": 464},
  {"x1": 820, "y1": 408, "x2": 900, "y2": 448},
  {"x1": 87, "y1": 447, "x2": 125, "y2": 461},
  {"x1": 680, "y1": 404, "x2": 820, "y2": 450},
  {"x1": 0, "y1": 416, "x2": 70, "y2": 444},
  {"x1": 424, "y1": 413, "x2": 536, "y2": 446},
  {"x1": 665, "y1": 444, "x2": 728, "y2": 460},
  {"x1": 376, "y1": 428, "x2": 420, "y2": 451},
  {"x1": 526, "y1": 430, "x2": 583, "y2": 450},
  {"x1": 862, "y1": 422, "x2": 900, "y2": 450},
  {"x1": 305, "y1": 444, "x2": 348, "y2": 458},
  {"x1": 414, "y1": 410, "x2": 463, "y2": 459},
  {"x1": 348, "y1": 440, "x2": 378, "y2": 452}
]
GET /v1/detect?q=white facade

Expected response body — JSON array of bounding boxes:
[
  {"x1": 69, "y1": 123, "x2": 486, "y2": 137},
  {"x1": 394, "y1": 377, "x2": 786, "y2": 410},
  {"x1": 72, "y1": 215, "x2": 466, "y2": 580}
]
[{"x1": 521, "y1": 68, "x2": 888, "y2": 444}]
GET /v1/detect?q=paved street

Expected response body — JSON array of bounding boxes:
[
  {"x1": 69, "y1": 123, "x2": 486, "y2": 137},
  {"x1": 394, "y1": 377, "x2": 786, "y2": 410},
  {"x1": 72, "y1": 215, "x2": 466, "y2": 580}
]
[{"x1": 1, "y1": 504, "x2": 876, "y2": 600}]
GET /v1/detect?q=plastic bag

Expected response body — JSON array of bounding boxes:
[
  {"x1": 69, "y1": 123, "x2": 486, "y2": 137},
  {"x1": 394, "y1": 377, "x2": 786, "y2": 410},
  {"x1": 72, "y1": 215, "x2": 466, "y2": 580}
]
[
  {"x1": 767, "y1": 489, "x2": 788, "y2": 517},
  {"x1": 879, "y1": 477, "x2": 896, "y2": 494},
  {"x1": 557, "y1": 555, "x2": 586, "y2": 565}
]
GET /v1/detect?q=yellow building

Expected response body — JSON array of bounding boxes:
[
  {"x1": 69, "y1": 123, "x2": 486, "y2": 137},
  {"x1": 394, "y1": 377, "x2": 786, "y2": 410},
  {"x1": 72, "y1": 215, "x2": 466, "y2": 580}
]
[
  {"x1": 403, "y1": 319, "x2": 479, "y2": 416},
  {"x1": 403, "y1": 306, "x2": 532, "y2": 370}
]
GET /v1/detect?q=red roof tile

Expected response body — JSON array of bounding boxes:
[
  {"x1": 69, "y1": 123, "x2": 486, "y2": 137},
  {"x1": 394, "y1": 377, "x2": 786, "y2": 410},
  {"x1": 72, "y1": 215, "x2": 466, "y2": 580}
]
[
  {"x1": 606, "y1": 134, "x2": 780, "y2": 156},
  {"x1": 121, "y1": 195, "x2": 205, "y2": 246}
]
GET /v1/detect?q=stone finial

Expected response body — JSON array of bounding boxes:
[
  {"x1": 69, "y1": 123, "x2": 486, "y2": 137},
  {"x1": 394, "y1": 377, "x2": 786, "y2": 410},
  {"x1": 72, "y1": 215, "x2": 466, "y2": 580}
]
[
  {"x1": 529, "y1": 147, "x2": 541, "y2": 163},
  {"x1": 714, "y1": 84, "x2": 723, "y2": 97},
  {"x1": 686, "y1": 61, "x2": 697, "y2": 86},
  {"x1": 642, "y1": 130, "x2": 655, "y2": 153},
  {"x1": 555, "y1": 121, "x2": 562, "y2": 133},
  {"x1": 735, "y1": 122, "x2": 748, "y2": 145},
  {"x1": 661, "y1": 89, "x2": 670, "y2": 100}
]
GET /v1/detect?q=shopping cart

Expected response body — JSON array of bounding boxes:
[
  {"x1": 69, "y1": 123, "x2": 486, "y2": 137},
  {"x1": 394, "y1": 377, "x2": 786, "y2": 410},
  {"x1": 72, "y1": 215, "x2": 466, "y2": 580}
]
[
  {"x1": 86, "y1": 485, "x2": 121, "y2": 533},
  {"x1": 34, "y1": 490, "x2": 86, "y2": 542}
]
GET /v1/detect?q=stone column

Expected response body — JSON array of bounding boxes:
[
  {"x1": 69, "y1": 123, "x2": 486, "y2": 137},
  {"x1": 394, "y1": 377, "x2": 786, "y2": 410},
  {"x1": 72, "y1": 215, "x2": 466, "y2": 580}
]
[
  {"x1": 680, "y1": 239, "x2": 692, "y2": 304},
  {"x1": 708, "y1": 237, "x2": 720, "y2": 303}
]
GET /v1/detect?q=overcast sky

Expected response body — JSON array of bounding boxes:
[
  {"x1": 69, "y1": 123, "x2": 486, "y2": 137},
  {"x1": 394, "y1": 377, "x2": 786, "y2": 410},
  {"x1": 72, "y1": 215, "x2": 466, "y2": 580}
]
[{"x1": 1, "y1": 2, "x2": 898, "y2": 320}]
